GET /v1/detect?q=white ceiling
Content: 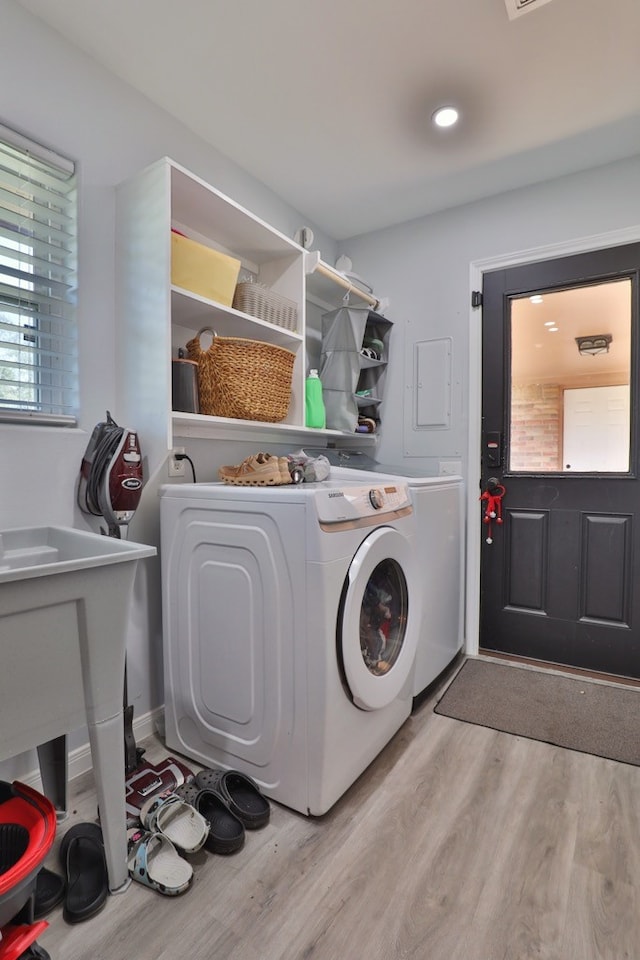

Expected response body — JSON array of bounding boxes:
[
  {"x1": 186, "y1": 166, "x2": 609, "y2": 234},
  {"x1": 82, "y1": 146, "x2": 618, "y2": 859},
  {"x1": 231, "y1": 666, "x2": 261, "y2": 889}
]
[
  {"x1": 17, "y1": 0, "x2": 640, "y2": 239},
  {"x1": 512, "y1": 281, "x2": 631, "y2": 383}
]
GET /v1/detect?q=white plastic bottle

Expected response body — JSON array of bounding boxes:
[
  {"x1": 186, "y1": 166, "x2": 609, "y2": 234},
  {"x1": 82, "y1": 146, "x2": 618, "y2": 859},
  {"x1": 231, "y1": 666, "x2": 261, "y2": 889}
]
[{"x1": 305, "y1": 369, "x2": 326, "y2": 429}]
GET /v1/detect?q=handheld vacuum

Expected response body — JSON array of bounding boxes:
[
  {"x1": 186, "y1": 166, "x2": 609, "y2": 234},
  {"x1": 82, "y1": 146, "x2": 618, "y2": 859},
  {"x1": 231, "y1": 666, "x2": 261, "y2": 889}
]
[{"x1": 77, "y1": 411, "x2": 144, "y2": 539}]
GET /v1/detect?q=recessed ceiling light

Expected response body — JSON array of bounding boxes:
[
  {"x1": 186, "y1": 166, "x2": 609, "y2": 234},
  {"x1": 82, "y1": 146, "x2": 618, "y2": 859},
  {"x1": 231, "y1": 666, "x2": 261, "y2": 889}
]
[
  {"x1": 548, "y1": 326, "x2": 559, "y2": 332},
  {"x1": 432, "y1": 106, "x2": 459, "y2": 128},
  {"x1": 544, "y1": 321, "x2": 555, "y2": 327},
  {"x1": 530, "y1": 295, "x2": 543, "y2": 304}
]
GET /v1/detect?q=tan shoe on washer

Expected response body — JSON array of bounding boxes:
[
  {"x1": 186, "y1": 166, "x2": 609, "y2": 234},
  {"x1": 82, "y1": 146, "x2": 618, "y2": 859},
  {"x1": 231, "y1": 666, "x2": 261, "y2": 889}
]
[
  {"x1": 275, "y1": 455, "x2": 292, "y2": 484},
  {"x1": 252, "y1": 453, "x2": 291, "y2": 484},
  {"x1": 218, "y1": 452, "x2": 289, "y2": 486}
]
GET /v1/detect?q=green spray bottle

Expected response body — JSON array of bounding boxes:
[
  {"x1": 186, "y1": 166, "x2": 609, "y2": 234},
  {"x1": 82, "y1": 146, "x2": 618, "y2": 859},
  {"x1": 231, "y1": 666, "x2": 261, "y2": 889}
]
[{"x1": 305, "y1": 369, "x2": 326, "y2": 429}]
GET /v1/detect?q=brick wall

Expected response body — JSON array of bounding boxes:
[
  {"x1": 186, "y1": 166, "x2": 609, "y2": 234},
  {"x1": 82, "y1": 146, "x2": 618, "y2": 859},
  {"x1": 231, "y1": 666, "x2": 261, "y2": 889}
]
[{"x1": 510, "y1": 383, "x2": 561, "y2": 471}]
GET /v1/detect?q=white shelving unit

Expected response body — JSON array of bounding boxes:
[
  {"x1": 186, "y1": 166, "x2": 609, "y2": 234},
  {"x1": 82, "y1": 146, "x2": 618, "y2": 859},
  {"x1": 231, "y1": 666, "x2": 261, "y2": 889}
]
[{"x1": 115, "y1": 158, "x2": 380, "y2": 484}]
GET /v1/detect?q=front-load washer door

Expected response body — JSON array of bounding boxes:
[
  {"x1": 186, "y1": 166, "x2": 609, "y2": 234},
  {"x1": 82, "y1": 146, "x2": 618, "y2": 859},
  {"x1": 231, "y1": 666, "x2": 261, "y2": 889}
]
[{"x1": 339, "y1": 526, "x2": 418, "y2": 710}]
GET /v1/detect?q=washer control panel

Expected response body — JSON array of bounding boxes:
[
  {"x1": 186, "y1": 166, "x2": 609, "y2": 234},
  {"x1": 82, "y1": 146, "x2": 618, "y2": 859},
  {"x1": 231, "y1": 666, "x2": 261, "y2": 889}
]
[{"x1": 315, "y1": 482, "x2": 411, "y2": 524}]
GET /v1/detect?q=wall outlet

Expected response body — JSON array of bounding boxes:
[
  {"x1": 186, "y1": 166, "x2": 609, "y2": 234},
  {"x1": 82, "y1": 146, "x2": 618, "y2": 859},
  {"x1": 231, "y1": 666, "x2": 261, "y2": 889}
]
[
  {"x1": 439, "y1": 460, "x2": 462, "y2": 476},
  {"x1": 168, "y1": 447, "x2": 186, "y2": 478}
]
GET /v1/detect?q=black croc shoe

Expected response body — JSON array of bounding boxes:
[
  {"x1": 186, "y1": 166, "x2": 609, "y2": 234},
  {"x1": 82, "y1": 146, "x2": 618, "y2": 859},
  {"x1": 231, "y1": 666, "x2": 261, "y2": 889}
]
[
  {"x1": 194, "y1": 769, "x2": 270, "y2": 830},
  {"x1": 174, "y1": 782, "x2": 245, "y2": 854}
]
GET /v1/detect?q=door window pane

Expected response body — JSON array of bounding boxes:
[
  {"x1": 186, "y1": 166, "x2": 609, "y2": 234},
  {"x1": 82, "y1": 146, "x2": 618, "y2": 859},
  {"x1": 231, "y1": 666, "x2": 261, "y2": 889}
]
[{"x1": 509, "y1": 280, "x2": 631, "y2": 472}]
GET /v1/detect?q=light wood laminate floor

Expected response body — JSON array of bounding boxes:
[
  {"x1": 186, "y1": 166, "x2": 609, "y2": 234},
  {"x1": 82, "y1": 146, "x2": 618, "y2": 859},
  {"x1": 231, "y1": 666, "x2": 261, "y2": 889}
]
[{"x1": 38, "y1": 661, "x2": 640, "y2": 960}]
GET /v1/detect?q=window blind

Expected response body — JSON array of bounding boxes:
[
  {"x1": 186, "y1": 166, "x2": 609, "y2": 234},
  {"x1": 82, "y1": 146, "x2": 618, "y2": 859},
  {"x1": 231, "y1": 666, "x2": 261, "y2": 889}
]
[{"x1": 0, "y1": 123, "x2": 78, "y2": 426}]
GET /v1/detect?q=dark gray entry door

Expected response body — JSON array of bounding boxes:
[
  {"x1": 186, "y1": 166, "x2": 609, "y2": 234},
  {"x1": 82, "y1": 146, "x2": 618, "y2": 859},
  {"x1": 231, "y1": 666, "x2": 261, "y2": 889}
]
[{"x1": 480, "y1": 243, "x2": 640, "y2": 679}]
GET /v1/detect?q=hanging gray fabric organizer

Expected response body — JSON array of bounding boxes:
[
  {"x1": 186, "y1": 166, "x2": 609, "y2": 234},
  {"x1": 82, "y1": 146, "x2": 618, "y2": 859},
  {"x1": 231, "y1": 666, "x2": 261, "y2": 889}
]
[{"x1": 319, "y1": 306, "x2": 370, "y2": 432}]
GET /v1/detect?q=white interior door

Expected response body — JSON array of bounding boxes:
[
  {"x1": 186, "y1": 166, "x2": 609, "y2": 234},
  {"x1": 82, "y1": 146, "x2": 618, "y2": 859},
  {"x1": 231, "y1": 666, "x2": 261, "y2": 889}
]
[{"x1": 563, "y1": 385, "x2": 630, "y2": 471}]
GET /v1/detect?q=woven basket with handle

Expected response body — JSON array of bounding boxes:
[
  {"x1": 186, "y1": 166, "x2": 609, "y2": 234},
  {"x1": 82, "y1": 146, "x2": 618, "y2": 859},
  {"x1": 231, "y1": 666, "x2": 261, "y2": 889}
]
[{"x1": 185, "y1": 327, "x2": 295, "y2": 422}]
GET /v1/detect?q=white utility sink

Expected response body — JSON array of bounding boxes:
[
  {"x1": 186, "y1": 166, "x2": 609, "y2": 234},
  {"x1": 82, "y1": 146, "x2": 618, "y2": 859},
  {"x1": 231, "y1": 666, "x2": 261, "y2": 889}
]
[
  {"x1": 0, "y1": 525, "x2": 156, "y2": 892},
  {"x1": 0, "y1": 524, "x2": 153, "y2": 577}
]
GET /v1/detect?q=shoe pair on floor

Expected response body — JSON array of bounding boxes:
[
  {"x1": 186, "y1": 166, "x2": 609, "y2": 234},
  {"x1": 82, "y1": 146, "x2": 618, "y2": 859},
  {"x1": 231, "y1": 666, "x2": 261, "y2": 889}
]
[
  {"x1": 218, "y1": 452, "x2": 291, "y2": 486},
  {"x1": 127, "y1": 769, "x2": 270, "y2": 896}
]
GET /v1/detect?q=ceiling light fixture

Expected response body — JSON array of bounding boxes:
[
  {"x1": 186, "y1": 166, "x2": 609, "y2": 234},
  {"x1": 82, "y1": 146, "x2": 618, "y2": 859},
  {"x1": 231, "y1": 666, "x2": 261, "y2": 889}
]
[
  {"x1": 432, "y1": 106, "x2": 459, "y2": 128},
  {"x1": 575, "y1": 334, "x2": 612, "y2": 356},
  {"x1": 530, "y1": 295, "x2": 544, "y2": 304}
]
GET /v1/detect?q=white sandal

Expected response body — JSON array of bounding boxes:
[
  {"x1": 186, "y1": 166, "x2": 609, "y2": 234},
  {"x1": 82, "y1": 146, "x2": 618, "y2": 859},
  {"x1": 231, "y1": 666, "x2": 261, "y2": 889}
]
[
  {"x1": 139, "y1": 790, "x2": 209, "y2": 855},
  {"x1": 127, "y1": 828, "x2": 193, "y2": 896}
]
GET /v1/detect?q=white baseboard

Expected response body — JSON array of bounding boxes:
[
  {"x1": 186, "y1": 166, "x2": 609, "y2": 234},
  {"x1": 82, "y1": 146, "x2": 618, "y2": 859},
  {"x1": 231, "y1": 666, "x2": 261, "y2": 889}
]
[{"x1": 19, "y1": 707, "x2": 163, "y2": 792}]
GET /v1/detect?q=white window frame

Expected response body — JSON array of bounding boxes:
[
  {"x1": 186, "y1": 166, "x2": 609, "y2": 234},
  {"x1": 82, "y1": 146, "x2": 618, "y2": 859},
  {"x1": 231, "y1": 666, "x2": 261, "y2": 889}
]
[{"x1": 0, "y1": 123, "x2": 78, "y2": 426}]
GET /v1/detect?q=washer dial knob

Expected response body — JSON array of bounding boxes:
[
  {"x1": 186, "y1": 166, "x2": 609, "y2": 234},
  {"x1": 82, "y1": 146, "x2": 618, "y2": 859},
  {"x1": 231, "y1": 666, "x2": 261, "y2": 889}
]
[{"x1": 369, "y1": 488, "x2": 384, "y2": 510}]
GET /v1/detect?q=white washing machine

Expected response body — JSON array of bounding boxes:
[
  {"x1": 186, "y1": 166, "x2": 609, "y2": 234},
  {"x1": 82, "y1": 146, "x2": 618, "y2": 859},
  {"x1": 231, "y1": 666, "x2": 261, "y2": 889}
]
[
  {"x1": 310, "y1": 451, "x2": 465, "y2": 701},
  {"x1": 159, "y1": 478, "x2": 420, "y2": 816}
]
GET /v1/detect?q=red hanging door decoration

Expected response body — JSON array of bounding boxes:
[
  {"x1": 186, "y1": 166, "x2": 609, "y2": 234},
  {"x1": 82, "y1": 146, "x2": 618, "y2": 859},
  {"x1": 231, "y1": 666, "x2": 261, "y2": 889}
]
[{"x1": 479, "y1": 484, "x2": 506, "y2": 544}]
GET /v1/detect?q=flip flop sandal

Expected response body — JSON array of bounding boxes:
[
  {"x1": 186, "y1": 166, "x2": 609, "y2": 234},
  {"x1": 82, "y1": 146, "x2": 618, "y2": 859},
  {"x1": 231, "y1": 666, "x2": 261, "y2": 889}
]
[
  {"x1": 194, "y1": 769, "x2": 270, "y2": 830},
  {"x1": 58, "y1": 822, "x2": 108, "y2": 924},
  {"x1": 33, "y1": 865, "x2": 65, "y2": 920},
  {"x1": 126, "y1": 829, "x2": 192, "y2": 896},
  {"x1": 140, "y1": 790, "x2": 209, "y2": 855},
  {"x1": 174, "y1": 783, "x2": 245, "y2": 855}
]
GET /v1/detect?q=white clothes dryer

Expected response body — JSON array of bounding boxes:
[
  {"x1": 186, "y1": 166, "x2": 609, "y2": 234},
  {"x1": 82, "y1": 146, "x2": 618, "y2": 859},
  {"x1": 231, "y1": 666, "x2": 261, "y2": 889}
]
[
  {"x1": 159, "y1": 479, "x2": 420, "y2": 816},
  {"x1": 309, "y1": 450, "x2": 465, "y2": 701}
]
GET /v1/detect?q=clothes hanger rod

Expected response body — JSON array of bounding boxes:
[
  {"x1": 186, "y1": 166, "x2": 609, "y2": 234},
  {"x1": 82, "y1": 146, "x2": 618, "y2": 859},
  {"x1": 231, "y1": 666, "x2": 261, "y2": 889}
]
[{"x1": 314, "y1": 261, "x2": 379, "y2": 309}]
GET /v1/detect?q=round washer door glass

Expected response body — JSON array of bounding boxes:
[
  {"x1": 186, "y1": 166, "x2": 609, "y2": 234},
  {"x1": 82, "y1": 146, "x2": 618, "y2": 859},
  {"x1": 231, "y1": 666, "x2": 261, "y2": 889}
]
[{"x1": 340, "y1": 526, "x2": 418, "y2": 710}]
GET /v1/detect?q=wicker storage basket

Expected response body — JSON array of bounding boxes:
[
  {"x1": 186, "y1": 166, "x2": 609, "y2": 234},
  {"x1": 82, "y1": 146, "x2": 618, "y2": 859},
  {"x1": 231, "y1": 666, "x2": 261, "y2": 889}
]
[
  {"x1": 233, "y1": 282, "x2": 298, "y2": 332},
  {"x1": 185, "y1": 327, "x2": 295, "y2": 422}
]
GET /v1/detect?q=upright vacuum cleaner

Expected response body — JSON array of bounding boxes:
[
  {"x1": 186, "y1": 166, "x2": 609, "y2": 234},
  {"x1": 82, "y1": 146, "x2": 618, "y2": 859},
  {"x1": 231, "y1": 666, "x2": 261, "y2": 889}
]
[
  {"x1": 78, "y1": 411, "x2": 145, "y2": 772},
  {"x1": 77, "y1": 413, "x2": 194, "y2": 819}
]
